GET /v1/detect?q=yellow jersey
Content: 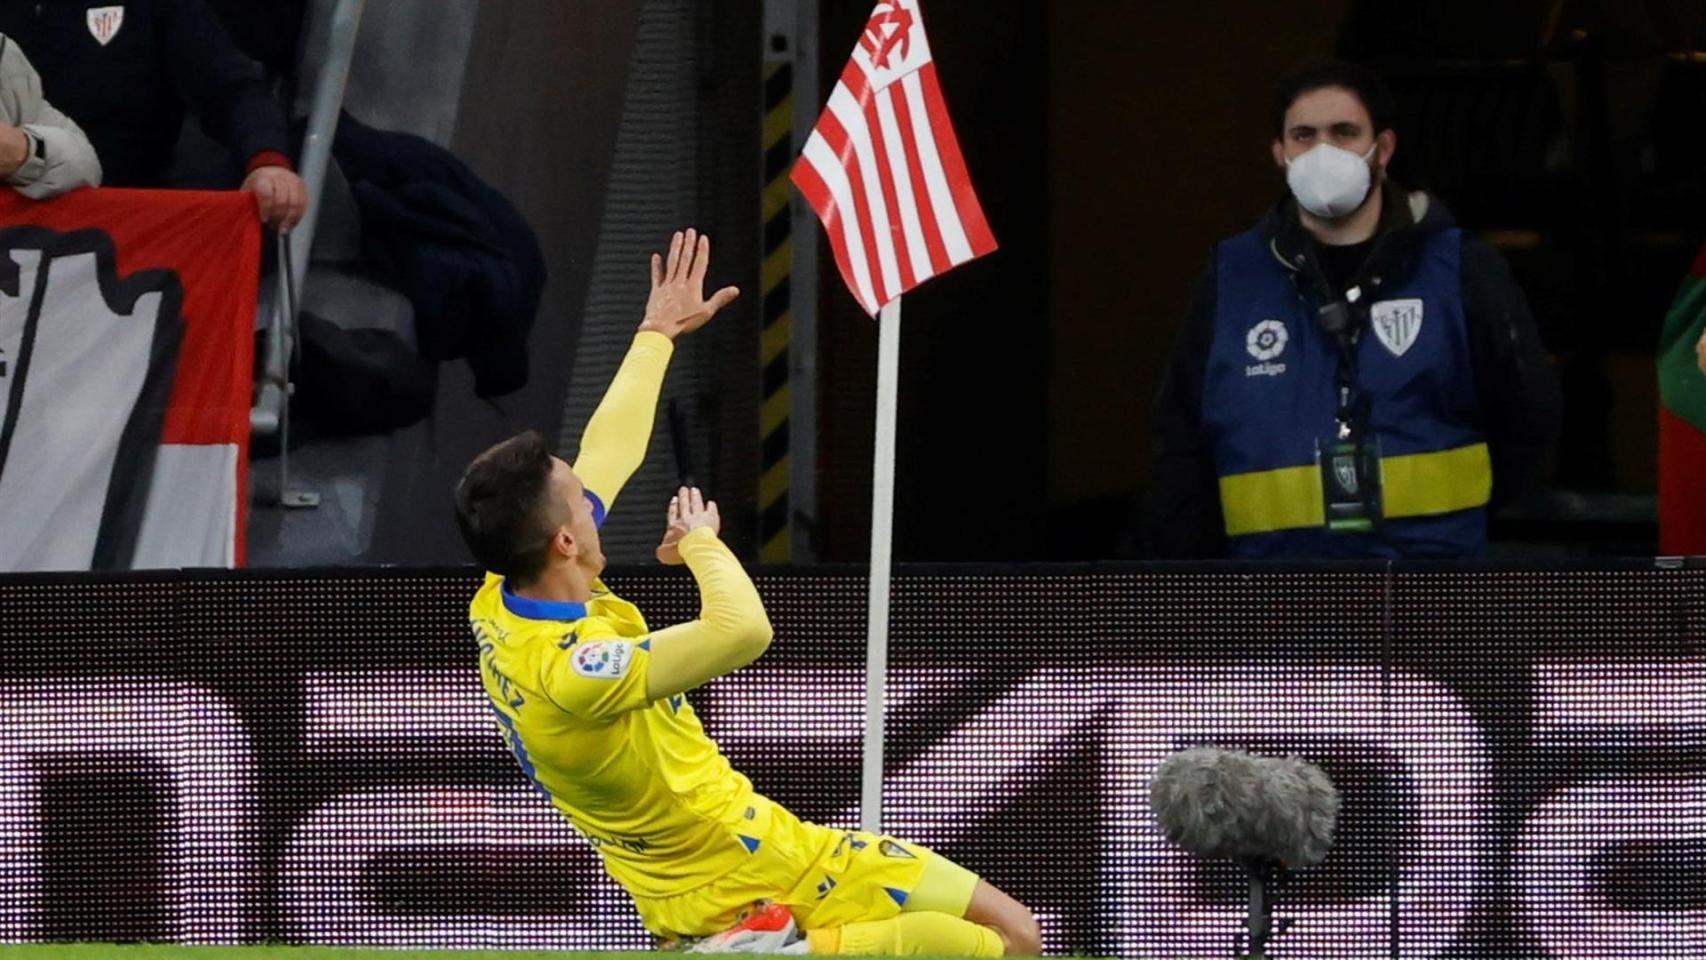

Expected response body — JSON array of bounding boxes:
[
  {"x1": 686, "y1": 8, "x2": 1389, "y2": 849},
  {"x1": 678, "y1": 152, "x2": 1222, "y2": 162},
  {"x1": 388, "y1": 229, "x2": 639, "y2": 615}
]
[
  {"x1": 463, "y1": 332, "x2": 984, "y2": 941},
  {"x1": 470, "y1": 574, "x2": 778, "y2": 898}
]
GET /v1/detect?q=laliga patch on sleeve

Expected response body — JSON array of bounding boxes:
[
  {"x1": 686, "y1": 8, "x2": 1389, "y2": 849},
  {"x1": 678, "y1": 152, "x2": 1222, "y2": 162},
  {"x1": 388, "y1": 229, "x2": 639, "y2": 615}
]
[{"x1": 572, "y1": 640, "x2": 634, "y2": 679}]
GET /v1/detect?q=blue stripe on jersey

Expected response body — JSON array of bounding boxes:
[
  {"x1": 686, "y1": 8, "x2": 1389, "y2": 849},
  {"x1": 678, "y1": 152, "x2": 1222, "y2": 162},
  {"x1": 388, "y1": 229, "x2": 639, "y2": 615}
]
[
  {"x1": 490, "y1": 704, "x2": 548, "y2": 797},
  {"x1": 585, "y1": 489, "x2": 608, "y2": 528},
  {"x1": 500, "y1": 580, "x2": 588, "y2": 622}
]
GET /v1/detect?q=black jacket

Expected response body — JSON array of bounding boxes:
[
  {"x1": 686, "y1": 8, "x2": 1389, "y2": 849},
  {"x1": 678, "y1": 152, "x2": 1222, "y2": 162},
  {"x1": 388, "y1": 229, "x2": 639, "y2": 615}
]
[
  {"x1": 0, "y1": 0, "x2": 290, "y2": 187},
  {"x1": 330, "y1": 113, "x2": 547, "y2": 399},
  {"x1": 1143, "y1": 182, "x2": 1563, "y2": 558},
  {"x1": 202, "y1": 0, "x2": 305, "y2": 77}
]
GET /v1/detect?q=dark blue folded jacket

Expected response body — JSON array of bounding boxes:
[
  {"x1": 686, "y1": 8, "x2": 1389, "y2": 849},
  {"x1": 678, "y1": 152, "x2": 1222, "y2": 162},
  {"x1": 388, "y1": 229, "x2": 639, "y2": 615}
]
[{"x1": 331, "y1": 112, "x2": 547, "y2": 398}]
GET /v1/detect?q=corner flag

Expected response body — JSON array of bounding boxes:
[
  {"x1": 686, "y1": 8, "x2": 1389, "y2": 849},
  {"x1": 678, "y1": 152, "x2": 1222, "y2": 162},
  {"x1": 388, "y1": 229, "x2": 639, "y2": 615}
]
[{"x1": 790, "y1": 0, "x2": 996, "y2": 316}]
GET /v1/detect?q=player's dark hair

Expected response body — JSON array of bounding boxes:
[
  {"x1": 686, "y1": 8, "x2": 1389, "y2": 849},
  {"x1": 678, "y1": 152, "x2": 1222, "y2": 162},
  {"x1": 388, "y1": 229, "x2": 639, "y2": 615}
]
[
  {"x1": 1271, "y1": 60, "x2": 1397, "y2": 137},
  {"x1": 453, "y1": 431, "x2": 561, "y2": 584}
]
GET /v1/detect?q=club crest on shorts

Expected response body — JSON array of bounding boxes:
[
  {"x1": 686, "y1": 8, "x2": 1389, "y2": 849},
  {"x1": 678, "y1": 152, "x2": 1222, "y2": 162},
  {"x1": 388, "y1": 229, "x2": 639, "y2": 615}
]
[
  {"x1": 1371, "y1": 298, "x2": 1424, "y2": 357},
  {"x1": 571, "y1": 639, "x2": 632, "y2": 679},
  {"x1": 878, "y1": 839, "x2": 916, "y2": 859},
  {"x1": 87, "y1": 6, "x2": 126, "y2": 46}
]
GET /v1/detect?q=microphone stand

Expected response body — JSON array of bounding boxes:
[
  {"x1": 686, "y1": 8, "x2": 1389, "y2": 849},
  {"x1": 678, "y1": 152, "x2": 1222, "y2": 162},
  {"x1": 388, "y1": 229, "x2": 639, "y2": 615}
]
[{"x1": 1237, "y1": 858, "x2": 1293, "y2": 959}]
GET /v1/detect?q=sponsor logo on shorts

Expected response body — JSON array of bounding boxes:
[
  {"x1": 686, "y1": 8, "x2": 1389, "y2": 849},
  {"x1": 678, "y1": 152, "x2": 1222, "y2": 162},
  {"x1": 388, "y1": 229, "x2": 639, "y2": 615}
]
[{"x1": 833, "y1": 831, "x2": 870, "y2": 858}]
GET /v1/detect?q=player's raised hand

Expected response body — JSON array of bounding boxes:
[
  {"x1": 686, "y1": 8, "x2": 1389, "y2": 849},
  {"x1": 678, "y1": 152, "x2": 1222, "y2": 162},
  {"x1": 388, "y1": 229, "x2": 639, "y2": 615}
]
[
  {"x1": 656, "y1": 486, "x2": 721, "y2": 565},
  {"x1": 639, "y1": 228, "x2": 741, "y2": 340}
]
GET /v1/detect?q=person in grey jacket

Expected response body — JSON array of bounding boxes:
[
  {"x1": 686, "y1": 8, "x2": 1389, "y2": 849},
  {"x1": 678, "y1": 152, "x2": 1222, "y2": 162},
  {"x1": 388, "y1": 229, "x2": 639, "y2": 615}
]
[
  {"x1": 0, "y1": 33, "x2": 100, "y2": 198},
  {"x1": 0, "y1": 0, "x2": 303, "y2": 228}
]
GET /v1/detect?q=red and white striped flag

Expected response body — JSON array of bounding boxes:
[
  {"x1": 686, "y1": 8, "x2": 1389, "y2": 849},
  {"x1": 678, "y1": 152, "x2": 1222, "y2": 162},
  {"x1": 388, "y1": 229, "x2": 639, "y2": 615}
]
[{"x1": 791, "y1": 0, "x2": 996, "y2": 317}]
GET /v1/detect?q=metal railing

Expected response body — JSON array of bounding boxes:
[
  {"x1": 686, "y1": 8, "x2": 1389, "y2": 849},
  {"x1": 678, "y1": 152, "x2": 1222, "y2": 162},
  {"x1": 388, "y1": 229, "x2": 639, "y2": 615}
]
[{"x1": 250, "y1": 0, "x2": 368, "y2": 508}]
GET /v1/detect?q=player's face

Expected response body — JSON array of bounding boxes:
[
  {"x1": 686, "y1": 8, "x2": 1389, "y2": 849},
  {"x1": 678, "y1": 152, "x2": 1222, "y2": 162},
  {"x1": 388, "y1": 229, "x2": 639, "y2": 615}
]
[{"x1": 548, "y1": 457, "x2": 605, "y2": 575}]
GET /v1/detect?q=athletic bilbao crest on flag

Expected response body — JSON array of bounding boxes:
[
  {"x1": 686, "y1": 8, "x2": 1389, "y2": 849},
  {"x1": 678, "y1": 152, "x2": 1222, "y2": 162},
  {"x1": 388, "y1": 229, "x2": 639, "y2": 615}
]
[
  {"x1": 856, "y1": 2, "x2": 930, "y2": 89},
  {"x1": 0, "y1": 189, "x2": 258, "y2": 571},
  {"x1": 792, "y1": 0, "x2": 996, "y2": 316},
  {"x1": 87, "y1": 5, "x2": 126, "y2": 46}
]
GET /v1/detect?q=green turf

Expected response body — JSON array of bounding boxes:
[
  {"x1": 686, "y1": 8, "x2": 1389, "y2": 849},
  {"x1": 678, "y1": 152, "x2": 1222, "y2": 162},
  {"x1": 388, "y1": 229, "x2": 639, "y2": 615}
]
[
  {"x1": 0, "y1": 949, "x2": 1068, "y2": 960},
  {"x1": 0, "y1": 949, "x2": 658, "y2": 960},
  {"x1": 0, "y1": 947, "x2": 1110, "y2": 959}
]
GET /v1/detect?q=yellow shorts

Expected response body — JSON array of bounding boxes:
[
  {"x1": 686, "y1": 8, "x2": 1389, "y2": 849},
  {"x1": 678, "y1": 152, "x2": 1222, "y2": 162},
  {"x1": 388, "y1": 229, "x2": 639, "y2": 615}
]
[{"x1": 632, "y1": 803, "x2": 982, "y2": 940}]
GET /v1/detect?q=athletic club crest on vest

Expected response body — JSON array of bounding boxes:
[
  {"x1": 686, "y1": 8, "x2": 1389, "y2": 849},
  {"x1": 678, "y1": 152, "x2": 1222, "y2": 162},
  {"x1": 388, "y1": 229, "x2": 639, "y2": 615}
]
[
  {"x1": 87, "y1": 6, "x2": 126, "y2": 47},
  {"x1": 1371, "y1": 298, "x2": 1424, "y2": 357}
]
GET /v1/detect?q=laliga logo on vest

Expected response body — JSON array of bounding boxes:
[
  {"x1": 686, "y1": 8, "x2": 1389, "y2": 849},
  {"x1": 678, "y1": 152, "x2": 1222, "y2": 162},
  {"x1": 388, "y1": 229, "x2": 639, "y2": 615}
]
[{"x1": 1245, "y1": 319, "x2": 1288, "y2": 377}]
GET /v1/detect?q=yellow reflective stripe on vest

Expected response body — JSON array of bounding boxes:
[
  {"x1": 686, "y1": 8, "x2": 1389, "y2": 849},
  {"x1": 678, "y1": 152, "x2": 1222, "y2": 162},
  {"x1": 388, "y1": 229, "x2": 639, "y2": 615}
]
[{"x1": 1219, "y1": 442, "x2": 1493, "y2": 537}]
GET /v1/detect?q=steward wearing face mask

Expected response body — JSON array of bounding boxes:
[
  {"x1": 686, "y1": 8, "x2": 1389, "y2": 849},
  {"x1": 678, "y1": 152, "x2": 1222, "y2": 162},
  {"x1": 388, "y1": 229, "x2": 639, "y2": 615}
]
[{"x1": 1145, "y1": 60, "x2": 1561, "y2": 559}]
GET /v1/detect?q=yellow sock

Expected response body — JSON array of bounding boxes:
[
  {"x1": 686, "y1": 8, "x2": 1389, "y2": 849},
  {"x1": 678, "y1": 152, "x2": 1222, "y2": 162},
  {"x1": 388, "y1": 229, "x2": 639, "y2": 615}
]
[{"x1": 805, "y1": 911, "x2": 1005, "y2": 956}]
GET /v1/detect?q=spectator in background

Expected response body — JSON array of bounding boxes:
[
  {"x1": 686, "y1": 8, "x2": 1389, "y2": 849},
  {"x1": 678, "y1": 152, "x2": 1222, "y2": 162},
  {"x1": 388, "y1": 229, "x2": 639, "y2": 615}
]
[
  {"x1": 0, "y1": 0, "x2": 306, "y2": 229},
  {"x1": 0, "y1": 34, "x2": 100, "y2": 198},
  {"x1": 1145, "y1": 61, "x2": 1560, "y2": 559},
  {"x1": 1657, "y1": 244, "x2": 1706, "y2": 554}
]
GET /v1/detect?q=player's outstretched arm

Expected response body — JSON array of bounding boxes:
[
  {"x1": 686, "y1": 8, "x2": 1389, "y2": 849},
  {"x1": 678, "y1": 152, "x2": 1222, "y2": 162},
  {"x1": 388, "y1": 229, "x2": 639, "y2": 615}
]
[
  {"x1": 645, "y1": 487, "x2": 772, "y2": 700},
  {"x1": 574, "y1": 229, "x2": 740, "y2": 513}
]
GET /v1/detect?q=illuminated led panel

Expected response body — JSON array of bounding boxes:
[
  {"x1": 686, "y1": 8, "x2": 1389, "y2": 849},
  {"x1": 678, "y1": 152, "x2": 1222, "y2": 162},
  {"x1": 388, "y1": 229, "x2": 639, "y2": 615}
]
[{"x1": 0, "y1": 564, "x2": 1695, "y2": 958}]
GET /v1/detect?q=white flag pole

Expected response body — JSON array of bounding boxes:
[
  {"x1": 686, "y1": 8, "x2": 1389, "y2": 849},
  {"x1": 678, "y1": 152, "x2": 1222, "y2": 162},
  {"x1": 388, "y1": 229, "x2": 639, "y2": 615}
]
[{"x1": 861, "y1": 295, "x2": 902, "y2": 833}]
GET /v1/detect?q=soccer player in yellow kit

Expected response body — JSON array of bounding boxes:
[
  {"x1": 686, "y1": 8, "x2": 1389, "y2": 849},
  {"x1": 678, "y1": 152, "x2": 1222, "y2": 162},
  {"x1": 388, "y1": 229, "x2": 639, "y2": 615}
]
[{"x1": 453, "y1": 229, "x2": 1040, "y2": 956}]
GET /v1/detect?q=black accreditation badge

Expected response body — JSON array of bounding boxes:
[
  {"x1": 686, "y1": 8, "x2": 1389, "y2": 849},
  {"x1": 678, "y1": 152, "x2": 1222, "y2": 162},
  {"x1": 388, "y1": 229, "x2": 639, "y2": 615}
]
[{"x1": 1317, "y1": 435, "x2": 1383, "y2": 533}]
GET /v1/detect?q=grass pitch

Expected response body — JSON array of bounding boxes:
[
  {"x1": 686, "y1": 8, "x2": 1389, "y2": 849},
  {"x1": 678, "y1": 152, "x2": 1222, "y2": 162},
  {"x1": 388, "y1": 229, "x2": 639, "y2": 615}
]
[
  {"x1": 0, "y1": 949, "x2": 660, "y2": 960},
  {"x1": 0, "y1": 948, "x2": 1046, "y2": 960}
]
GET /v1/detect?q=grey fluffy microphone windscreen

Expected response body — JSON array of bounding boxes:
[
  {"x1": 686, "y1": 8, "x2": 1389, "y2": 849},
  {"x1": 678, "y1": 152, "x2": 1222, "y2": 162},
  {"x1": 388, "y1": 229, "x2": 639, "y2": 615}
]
[{"x1": 1150, "y1": 746, "x2": 1341, "y2": 868}]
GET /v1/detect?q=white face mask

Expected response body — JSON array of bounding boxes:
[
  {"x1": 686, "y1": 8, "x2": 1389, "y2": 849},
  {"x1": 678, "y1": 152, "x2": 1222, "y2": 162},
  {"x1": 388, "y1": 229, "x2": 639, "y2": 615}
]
[{"x1": 1285, "y1": 142, "x2": 1377, "y2": 220}]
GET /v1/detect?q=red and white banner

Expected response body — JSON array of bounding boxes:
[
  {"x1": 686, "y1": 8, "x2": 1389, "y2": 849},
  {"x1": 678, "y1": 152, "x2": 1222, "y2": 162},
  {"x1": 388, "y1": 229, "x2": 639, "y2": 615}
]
[
  {"x1": 791, "y1": 0, "x2": 996, "y2": 316},
  {"x1": 0, "y1": 188, "x2": 258, "y2": 570}
]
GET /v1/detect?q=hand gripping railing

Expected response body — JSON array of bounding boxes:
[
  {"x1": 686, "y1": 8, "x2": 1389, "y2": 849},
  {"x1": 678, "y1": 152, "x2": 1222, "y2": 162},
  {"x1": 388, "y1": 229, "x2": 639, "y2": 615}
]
[{"x1": 251, "y1": 0, "x2": 367, "y2": 508}]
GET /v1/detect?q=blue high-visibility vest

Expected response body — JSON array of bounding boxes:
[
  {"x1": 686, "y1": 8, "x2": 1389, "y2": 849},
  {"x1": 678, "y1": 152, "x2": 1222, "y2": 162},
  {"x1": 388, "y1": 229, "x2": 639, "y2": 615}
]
[{"x1": 1201, "y1": 225, "x2": 1491, "y2": 558}]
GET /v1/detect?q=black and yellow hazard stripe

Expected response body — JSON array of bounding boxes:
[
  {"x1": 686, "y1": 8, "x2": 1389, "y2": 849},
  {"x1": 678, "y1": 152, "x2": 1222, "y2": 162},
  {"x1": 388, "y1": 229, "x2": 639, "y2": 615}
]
[{"x1": 759, "y1": 60, "x2": 793, "y2": 562}]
